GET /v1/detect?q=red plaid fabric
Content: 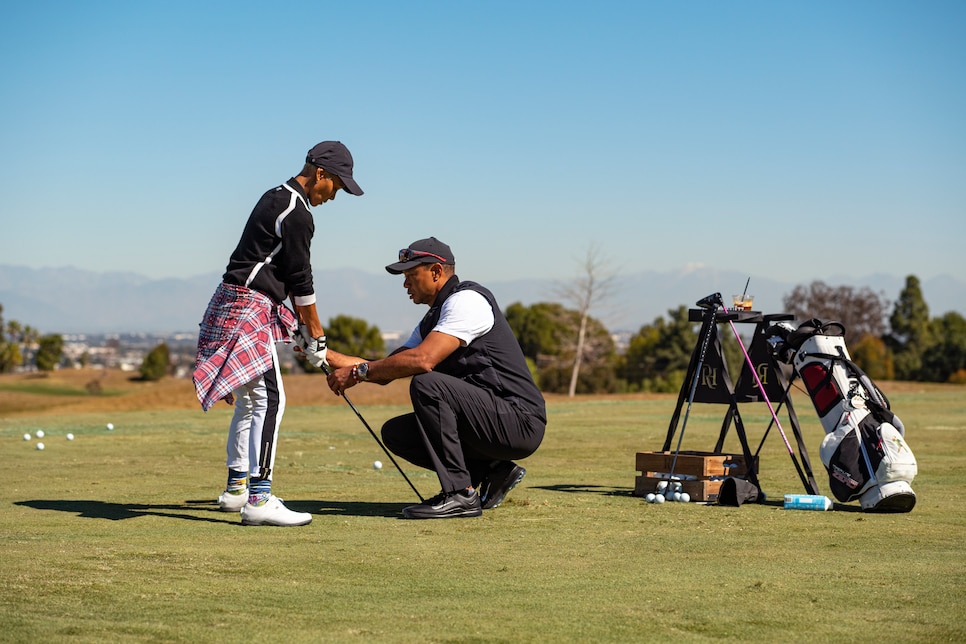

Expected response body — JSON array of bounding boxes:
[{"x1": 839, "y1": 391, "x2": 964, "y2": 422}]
[{"x1": 193, "y1": 283, "x2": 298, "y2": 411}]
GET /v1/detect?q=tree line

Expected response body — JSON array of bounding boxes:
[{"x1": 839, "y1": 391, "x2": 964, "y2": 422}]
[
  {"x1": 531, "y1": 274, "x2": 964, "y2": 394},
  {"x1": 2, "y1": 275, "x2": 964, "y2": 392},
  {"x1": 307, "y1": 274, "x2": 964, "y2": 394}
]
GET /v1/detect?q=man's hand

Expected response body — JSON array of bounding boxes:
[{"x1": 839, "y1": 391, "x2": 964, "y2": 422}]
[
  {"x1": 326, "y1": 366, "x2": 358, "y2": 396},
  {"x1": 295, "y1": 324, "x2": 328, "y2": 368}
]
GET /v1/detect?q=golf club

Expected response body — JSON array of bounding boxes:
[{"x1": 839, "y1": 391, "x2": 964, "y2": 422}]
[
  {"x1": 320, "y1": 364, "x2": 425, "y2": 502},
  {"x1": 666, "y1": 292, "x2": 723, "y2": 484},
  {"x1": 719, "y1": 303, "x2": 812, "y2": 491}
]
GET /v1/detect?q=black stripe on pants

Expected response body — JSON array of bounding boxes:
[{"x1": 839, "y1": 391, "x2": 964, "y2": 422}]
[{"x1": 256, "y1": 362, "x2": 282, "y2": 479}]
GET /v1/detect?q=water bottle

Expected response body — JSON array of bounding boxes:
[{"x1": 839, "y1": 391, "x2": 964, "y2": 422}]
[{"x1": 783, "y1": 494, "x2": 833, "y2": 511}]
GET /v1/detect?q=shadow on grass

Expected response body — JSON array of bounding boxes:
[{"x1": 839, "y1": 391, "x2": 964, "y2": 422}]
[
  {"x1": 16, "y1": 499, "x2": 413, "y2": 522},
  {"x1": 286, "y1": 500, "x2": 410, "y2": 518},
  {"x1": 15, "y1": 499, "x2": 238, "y2": 523},
  {"x1": 533, "y1": 484, "x2": 635, "y2": 497}
]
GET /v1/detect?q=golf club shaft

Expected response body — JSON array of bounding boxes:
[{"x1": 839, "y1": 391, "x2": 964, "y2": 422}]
[
  {"x1": 321, "y1": 364, "x2": 425, "y2": 502},
  {"x1": 720, "y1": 306, "x2": 811, "y2": 489},
  {"x1": 668, "y1": 300, "x2": 719, "y2": 482}
]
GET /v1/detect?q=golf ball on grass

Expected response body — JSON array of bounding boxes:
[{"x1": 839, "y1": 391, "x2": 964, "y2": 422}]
[
  {"x1": 680, "y1": 492, "x2": 691, "y2": 503},
  {"x1": 36, "y1": 442, "x2": 45, "y2": 451},
  {"x1": 66, "y1": 433, "x2": 75, "y2": 441},
  {"x1": 373, "y1": 460, "x2": 383, "y2": 470},
  {"x1": 106, "y1": 423, "x2": 114, "y2": 431},
  {"x1": 645, "y1": 493, "x2": 656, "y2": 503},
  {"x1": 35, "y1": 430, "x2": 45, "y2": 438},
  {"x1": 23, "y1": 433, "x2": 31, "y2": 441},
  {"x1": 655, "y1": 494, "x2": 665, "y2": 504}
]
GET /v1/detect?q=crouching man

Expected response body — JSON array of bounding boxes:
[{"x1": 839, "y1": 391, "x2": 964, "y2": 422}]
[{"x1": 325, "y1": 238, "x2": 546, "y2": 519}]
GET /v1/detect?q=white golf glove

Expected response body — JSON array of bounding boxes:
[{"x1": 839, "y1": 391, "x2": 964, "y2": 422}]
[{"x1": 295, "y1": 324, "x2": 328, "y2": 368}]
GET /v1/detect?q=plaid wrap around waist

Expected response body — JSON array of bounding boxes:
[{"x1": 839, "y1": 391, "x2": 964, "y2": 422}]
[{"x1": 193, "y1": 282, "x2": 298, "y2": 411}]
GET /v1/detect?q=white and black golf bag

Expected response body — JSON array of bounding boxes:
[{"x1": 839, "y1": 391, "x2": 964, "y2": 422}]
[{"x1": 767, "y1": 319, "x2": 918, "y2": 512}]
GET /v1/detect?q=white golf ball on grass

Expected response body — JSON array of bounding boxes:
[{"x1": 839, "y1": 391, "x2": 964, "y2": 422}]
[
  {"x1": 373, "y1": 460, "x2": 383, "y2": 470},
  {"x1": 655, "y1": 494, "x2": 665, "y2": 504},
  {"x1": 23, "y1": 433, "x2": 31, "y2": 441},
  {"x1": 35, "y1": 430, "x2": 45, "y2": 439},
  {"x1": 680, "y1": 492, "x2": 691, "y2": 503},
  {"x1": 66, "y1": 433, "x2": 75, "y2": 441},
  {"x1": 106, "y1": 423, "x2": 114, "y2": 431},
  {"x1": 36, "y1": 442, "x2": 45, "y2": 451},
  {"x1": 645, "y1": 493, "x2": 656, "y2": 503}
]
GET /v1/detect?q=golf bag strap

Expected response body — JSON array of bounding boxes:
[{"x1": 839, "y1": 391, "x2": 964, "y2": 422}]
[{"x1": 803, "y1": 351, "x2": 895, "y2": 413}]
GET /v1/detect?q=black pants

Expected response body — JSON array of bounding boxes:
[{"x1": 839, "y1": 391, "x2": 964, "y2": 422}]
[{"x1": 381, "y1": 371, "x2": 545, "y2": 493}]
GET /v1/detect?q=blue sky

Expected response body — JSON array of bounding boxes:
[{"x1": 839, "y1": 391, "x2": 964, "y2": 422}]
[{"x1": 2, "y1": 1, "x2": 964, "y2": 286}]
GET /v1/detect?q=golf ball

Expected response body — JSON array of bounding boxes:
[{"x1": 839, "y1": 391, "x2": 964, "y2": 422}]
[
  {"x1": 655, "y1": 494, "x2": 665, "y2": 504},
  {"x1": 66, "y1": 433, "x2": 75, "y2": 441},
  {"x1": 23, "y1": 433, "x2": 31, "y2": 441},
  {"x1": 373, "y1": 460, "x2": 383, "y2": 470},
  {"x1": 657, "y1": 481, "x2": 668, "y2": 492},
  {"x1": 36, "y1": 442, "x2": 45, "y2": 451},
  {"x1": 680, "y1": 492, "x2": 691, "y2": 503},
  {"x1": 106, "y1": 423, "x2": 114, "y2": 431},
  {"x1": 673, "y1": 492, "x2": 682, "y2": 502},
  {"x1": 35, "y1": 430, "x2": 45, "y2": 438},
  {"x1": 645, "y1": 493, "x2": 656, "y2": 503}
]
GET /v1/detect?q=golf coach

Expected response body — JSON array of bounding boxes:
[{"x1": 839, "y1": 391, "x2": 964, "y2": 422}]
[
  {"x1": 193, "y1": 141, "x2": 363, "y2": 527},
  {"x1": 325, "y1": 238, "x2": 547, "y2": 519}
]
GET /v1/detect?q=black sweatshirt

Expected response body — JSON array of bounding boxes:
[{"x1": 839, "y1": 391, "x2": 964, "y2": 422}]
[{"x1": 222, "y1": 178, "x2": 315, "y2": 306}]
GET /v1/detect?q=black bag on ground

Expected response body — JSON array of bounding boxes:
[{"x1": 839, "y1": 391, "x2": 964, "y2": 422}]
[{"x1": 717, "y1": 477, "x2": 760, "y2": 506}]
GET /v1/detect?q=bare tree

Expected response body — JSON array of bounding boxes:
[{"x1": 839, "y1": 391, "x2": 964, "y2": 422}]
[
  {"x1": 554, "y1": 243, "x2": 619, "y2": 397},
  {"x1": 782, "y1": 280, "x2": 889, "y2": 346}
]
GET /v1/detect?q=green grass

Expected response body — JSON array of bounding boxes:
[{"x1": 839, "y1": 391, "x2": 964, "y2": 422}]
[{"x1": 2, "y1": 387, "x2": 965, "y2": 642}]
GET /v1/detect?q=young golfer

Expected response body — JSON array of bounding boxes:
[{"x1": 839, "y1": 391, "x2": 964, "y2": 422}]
[{"x1": 193, "y1": 141, "x2": 363, "y2": 526}]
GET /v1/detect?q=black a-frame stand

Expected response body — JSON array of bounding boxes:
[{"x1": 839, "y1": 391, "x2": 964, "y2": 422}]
[{"x1": 662, "y1": 309, "x2": 819, "y2": 494}]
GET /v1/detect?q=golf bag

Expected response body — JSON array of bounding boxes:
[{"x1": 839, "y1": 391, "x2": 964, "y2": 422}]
[{"x1": 766, "y1": 319, "x2": 918, "y2": 512}]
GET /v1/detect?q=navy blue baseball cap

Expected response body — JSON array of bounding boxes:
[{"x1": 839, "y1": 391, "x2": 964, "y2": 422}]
[
  {"x1": 385, "y1": 237, "x2": 455, "y2": 274},
  {"x1": 306, "y1": 141, "x2": 363, "y2": 196}
]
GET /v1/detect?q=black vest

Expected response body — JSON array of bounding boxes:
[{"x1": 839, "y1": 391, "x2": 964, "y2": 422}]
[{"x1": 420, "y1": 276, "x2": 546, "y2": 421}]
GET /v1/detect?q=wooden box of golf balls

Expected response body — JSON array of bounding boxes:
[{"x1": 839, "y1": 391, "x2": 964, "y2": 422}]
[{"x1": 633, "y1": 451, "x2": 754, "y2": 503}]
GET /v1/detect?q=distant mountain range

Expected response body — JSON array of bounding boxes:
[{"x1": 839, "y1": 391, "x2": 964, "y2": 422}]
[{"x1": 1, "y1": 264, "x2": 963, "y2": 336}]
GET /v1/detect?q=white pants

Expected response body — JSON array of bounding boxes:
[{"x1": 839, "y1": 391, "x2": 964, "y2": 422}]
[{"x1": 226, "y1": 342, "x2": 285, "y2": 480}]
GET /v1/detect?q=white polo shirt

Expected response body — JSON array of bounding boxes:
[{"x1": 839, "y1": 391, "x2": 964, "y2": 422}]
[{"x1": 402, "y1": 290, "x2": 495, "y2": 348}]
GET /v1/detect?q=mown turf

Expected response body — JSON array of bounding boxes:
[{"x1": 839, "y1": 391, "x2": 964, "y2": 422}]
[{"x1": 1, "y1": 383, "x2": 964, "y2": 643}]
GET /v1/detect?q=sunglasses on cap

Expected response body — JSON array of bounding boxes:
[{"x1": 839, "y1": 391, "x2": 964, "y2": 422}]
[{"x1": 398, "y1": 248, "x2": 448, "y2": 263}]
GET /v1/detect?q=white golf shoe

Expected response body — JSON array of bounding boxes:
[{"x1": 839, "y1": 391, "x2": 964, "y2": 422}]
[
  {"x1": 217, "y1": 489, "x2": 248, "y2": 512},
  {"x1": 240, "y1": 495, "x2": 312, "y2": 527}
]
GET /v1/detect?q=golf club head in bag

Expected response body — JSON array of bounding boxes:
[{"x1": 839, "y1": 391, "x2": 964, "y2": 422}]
[
  {"x1": 764, "y1": 321, "x2": 797, "y2": 363},
  {"x1": 695, "y1": 293, "x2": 723, "y2": 310}
]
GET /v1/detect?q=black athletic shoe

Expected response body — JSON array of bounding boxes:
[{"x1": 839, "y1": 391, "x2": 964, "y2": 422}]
[
  {"x1": 479, "y1": 462, "x2": 526, "y2": 510},
  {"x1": 402, "y1": 489, "x2": 482, "y2": 519}
]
